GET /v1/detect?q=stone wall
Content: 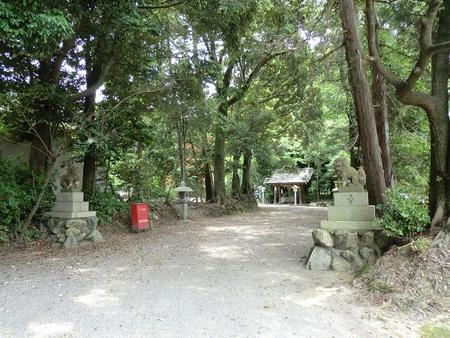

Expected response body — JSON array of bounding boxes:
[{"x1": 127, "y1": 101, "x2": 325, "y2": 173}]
[
  {"x1": 306, "y1": 228, "x2": 389, "y2": 272},
  {"x1": 47, "y1": 216, "x2": 102, "y2": 248}
]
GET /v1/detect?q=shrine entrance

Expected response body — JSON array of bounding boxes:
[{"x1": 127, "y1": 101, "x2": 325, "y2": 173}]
[{"x1": 264, "y1": 169, "x2": 313, "y2": 205}]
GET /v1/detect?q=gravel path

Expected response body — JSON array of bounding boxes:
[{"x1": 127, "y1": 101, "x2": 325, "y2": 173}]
[{"x1": 0, "y1": 205, "x2": 418, "y2": 337}]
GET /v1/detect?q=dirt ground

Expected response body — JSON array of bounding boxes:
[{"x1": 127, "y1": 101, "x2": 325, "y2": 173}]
[{"x1": 0, "y1": 205, "x2": 424, "y2": 337}]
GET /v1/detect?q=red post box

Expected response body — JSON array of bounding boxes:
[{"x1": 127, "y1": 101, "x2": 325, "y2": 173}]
[{"x1": 130, "y1": 203, "x2": 150, "y2": 231}]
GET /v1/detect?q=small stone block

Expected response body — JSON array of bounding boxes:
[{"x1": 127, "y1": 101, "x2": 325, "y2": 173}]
[
  {"x1": 53, "y1": 201, "x2": 89, "y2": 212},
  {"x1": 321, "y1": 220, "x2": 381, "y2": 231},
  {"x1": 312, "y1": 229, "x2": 333, "y2": 248},
  {"x1": 45, "y1": 211, "x2": 96, "y2": 218},
  {"x1": 334, "y1": 192, "x2": 369, "y2": 206},
  {"x1": 306, "y1": 246, "x2": 332, "y2": 270},
  {"x1": 360, "y1": 231, "x2": 375, "y2": 246},
  {"x1": 56, "y1": 192, "x2": 84, "y2": 202},
  {"x1": 327, "y1": 205, "x2": 375, "y2": 221},
  {"x1": 85, "y1": 230, "x2": 103, "y2": 242},
  {"x1": 331, "y1": 255, "x2": 353, "y2": 272},
  {"x1": 333, "y1": 232, "x2": 360, "y2": 249}
]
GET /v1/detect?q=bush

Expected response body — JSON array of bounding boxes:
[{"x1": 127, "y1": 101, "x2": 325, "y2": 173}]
[
  {"x1": 86, "y1": 190, "x2": 128, "y2": 225},
  {"x1": 375, "y1": 187, "x2": 430, "y2": 238},
  {"x1": 0, "y1": 156, "x2": 48, "y2": 242}
]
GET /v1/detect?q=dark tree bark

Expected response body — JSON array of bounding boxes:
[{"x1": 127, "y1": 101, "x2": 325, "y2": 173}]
[
  {"x1": 82, "y1": 51, "x2": 101, "y2": 195},
  {"x1": 366, "y1": 0, "x2": 450, "y2": 224},
  {"x1": 340, "y1": 0, "x2": 387, "y2": 205},
  {"x1": 29, "y1": 62, "x2": 55, "y2": 174},
  {"x1": 29, "y1": 36, "x2": 76, "y2": 174},
  {"x1": 231, "y1": 150, "x2": 241, "y2": 198},
  {"x1": 202, "y1": 148, "x2": 214, "y2": 203},
  {"x1": 431, "y1": 2, "x2": 450, "y2": 223},
  {"x1": 29, "y1": 122, "x2": 53, "y2": 174},
  {"x1": 176, "y1": 119, "x2": 186, "y2": 183},
  {"x1": 241, "y1": 147, "x2": 252, "y2": 196},
  {"x1": 368, "y1": 13, "x2": 394, "y2": 188},
  {"x1": 213, "y1": 103, "x2": 228, "y2": 204},
  {"x1": 372, "y1": 70, "x2": 394, "y2": 188},
  {"x1": 339, "y1": 59, "x2": 361, "y2": 168}
]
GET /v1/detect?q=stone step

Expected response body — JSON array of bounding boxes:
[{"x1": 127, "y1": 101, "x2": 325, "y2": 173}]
[
  {"x1": 52, "y1": 201, "x2": 89, "y2": 212},
  {"x1": 320, "y1": 220, "x2": 381, "y2": 231},
  {"x1": 334, "y1": 192, "x2": 369, "y2": 206},
  {"x1": 45, "y1": 211, "x2": 96, "y2": 219},
  {"x1": 56, "y1": 192, "x2": 84, "y2": 202},
  {"x1": 328, "y1": 205, "x2": 375, "y2": 221}
]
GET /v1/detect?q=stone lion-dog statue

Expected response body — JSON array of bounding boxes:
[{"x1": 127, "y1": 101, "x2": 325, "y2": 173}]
[
  {"x1": 60, "y1": 165, "x2": 80, "y2": 192},
  {"x1": 333, "y1": 158, "x2": 366, "y2": 192}
]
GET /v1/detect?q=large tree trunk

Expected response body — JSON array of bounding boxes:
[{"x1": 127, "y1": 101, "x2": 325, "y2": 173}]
[
  {"x1": 29, "y1": 122, "x2": 52, "y2": 174},
  {"x1": 204, "y1": 160, "x2": 214, "y2": 202},
  {"x1": 29, "y1": 62, "x2": 55, "y2": 174},
  {"x1": 241, "y1": 147, "x2": 252, "y2": 196},
  {"x1": 82, "y1": 48, "x2": 103, "y2": 195},
  {"x1": 340, "y1": 0, "x2": 386, "y2": 205},
  {"x1": 202, "y1": 147, "x2": 214, "y2": 202},
  {"x1": 430, "y1": 2, "x2": 450, "y2": 224},
  {"x1": 369, "y1": 14, "x2": 394, "y2": 188},
  {"x1": 339, "y1": 60, "x2": 361, "y2": 168},
  {"x1": 176, "y1": 120, "x2": 186, "y2": 183},
  {"x1": 82, "y1": 91, "x2": 97, "y2": 195},
  {"x1": 231, "y1": 151, "x2": 241, "y2": 198},
  {"x1": 213, "y1": 103, "x2": 228, "y2": 204},
  {"x1": 372, "y1": 70, "x2": 394, "y2": 188}
]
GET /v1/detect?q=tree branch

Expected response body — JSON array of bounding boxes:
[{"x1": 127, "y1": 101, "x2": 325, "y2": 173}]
[
  {"x1": 227, "y1": 49, "x2": 291, "y2": 107},
  {"x1": 365, "y1": 0, "x2": 404, "y2": 87},
  {"x1": 217, "y1": 60, "x2": 235, "y2": 100},
  {"x1": 138, "y1": 0, "x2": 184, "y2": 10},
  {"x1": 73, "y1": 61, "x2": 113, "y2": 99},
  {"x1": 404, "y1": 0, "x2": 441, "y2": 91},
  {"x1": 429, "y1": 40, "x2": 450, "y2": 54},
  {"x1": 317, "y1": 42, "x2": 344, "y2": 63}
]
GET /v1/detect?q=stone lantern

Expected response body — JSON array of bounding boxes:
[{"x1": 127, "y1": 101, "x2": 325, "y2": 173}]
[
  {"x1": 292, "y1": 185, "x2": 299, "y2": 206},
  {"x1": 175, "y1": 181, "x2": 193, "y2": 220},
  {"x1": 259, "y1": 186, "x2": 266, "y2": 204}
]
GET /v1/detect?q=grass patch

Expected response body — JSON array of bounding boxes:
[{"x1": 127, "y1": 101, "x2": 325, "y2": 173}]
[
  {"x1": 354, "y1": 263, "x2": 372, "y2": 278},
  {"x1": 369, "y1": 280, "x2": 394, "y2": 293},
  {"x1": 421, "y1": 323, "x2": 450, "y2": 338},
  {"x1": 410, "y1": 238, "x2": 432, "y2": 254}
]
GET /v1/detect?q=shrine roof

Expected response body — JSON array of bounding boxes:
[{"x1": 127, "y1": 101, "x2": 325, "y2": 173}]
[{"x1": 264, "y1": 168, "x2": 313, "y2": 185}]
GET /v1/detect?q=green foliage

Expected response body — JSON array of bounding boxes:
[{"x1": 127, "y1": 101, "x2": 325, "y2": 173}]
[
  {"x1": 86, "y1": 191, "x2": 128, "y2": 226},
  {"x1": 0, "y1": 156, "x2": 54, "y2": 242},
  {"x1": 375, "y1": 186, "x2": 430, "y2": 238},
  {"x1": 410, "y1": 237, "x2": 432, "y2": 254},
  {"x1": 0, "y1": 0, "x2": 73, "y2": 59},
  {"x1": 420, "y1": 323, "x2": 450, "y2": 338}
]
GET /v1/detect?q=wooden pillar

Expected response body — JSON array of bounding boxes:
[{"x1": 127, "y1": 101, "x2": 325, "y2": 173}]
[
  {"x1": 299, "y1": 184, "x2": 306, "y2": 205},
  {"x1": 273, "y1": 185, "x2": 276, "y2": 204}
]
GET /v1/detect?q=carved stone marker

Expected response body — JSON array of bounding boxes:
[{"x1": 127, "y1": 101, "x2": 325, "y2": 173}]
[{"x1": 320, "y1": 192, "x2": 379, "y2": 231}]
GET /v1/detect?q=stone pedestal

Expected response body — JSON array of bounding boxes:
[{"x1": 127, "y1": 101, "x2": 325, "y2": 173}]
[
  {"x1": 307, "y1": 192, "x2": 382, "y2": 271},
  {"x1": 320, "y1": 192, "x2": 380, "y2": 231},
  {"x1": 46, "y1": 192, "x2": 103, "y2": 248}
]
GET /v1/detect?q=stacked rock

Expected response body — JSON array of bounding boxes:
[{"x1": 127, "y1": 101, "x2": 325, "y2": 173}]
[
  {"x1": 46, "y1": 192, "x2": 103, "y2": 248},
  {"x1": 306, "y1": 228, "x2": 386, "y2": 271}
]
